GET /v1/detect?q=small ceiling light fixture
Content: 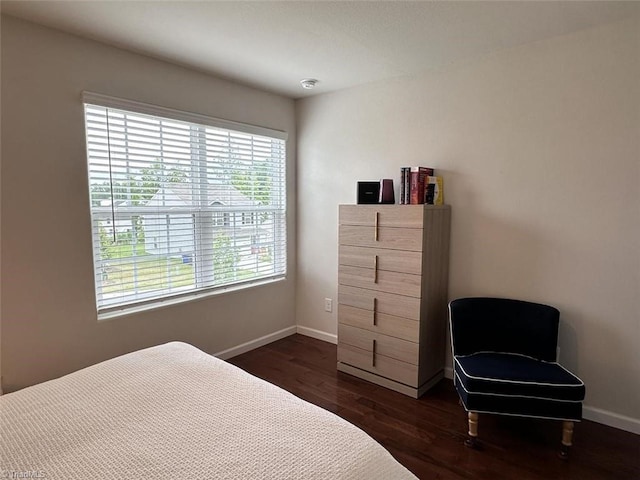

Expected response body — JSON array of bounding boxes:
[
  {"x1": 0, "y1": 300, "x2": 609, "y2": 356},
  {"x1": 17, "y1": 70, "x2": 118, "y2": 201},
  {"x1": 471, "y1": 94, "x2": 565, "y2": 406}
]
[{"x1": 300, "y1": 78, "x2": 319, "y2": 90}]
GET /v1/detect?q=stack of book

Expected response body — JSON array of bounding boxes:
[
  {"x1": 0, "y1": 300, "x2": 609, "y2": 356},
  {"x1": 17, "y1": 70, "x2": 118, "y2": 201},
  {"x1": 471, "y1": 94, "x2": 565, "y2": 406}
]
[{"x1": 399, "y1": 167, "x2": 443, "y2": 205}]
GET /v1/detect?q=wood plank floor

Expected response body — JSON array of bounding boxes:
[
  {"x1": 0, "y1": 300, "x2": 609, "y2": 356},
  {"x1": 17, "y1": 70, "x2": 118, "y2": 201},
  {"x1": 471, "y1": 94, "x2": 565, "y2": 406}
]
[{"x1": 228, "y1": 334, "x2": 639, "y2": 480}]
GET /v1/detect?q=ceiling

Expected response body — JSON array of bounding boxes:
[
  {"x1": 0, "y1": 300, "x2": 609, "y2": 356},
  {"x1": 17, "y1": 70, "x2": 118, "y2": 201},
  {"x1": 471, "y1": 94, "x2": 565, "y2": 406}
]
[{"x1": 2, "y1": 1, "x2": 638, "y2": 99}]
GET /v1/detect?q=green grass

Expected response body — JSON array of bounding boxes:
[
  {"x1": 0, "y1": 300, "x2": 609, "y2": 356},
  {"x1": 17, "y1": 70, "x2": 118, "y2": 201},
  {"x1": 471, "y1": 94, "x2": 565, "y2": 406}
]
[
  {"x1": 102, "y1": 242, "x2": 146, "y2": 260},
  {"x1": 101, "y1": 249, "x2": 259, "y2": 295},
  {"x1": 102, "y1": 257, "x2": 194, "y2": 294}
]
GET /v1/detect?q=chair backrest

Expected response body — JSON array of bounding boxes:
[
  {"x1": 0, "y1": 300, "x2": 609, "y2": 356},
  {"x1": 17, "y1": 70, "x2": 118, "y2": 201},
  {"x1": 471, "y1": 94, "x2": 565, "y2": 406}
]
[{"x1": 449, "y1": 297, "x2": 559, "y2": 362}]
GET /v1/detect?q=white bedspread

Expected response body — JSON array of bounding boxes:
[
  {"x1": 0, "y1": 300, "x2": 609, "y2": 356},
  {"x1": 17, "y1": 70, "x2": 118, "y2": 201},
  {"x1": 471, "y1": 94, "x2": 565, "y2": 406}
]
[{"x1": 1, "y1": 342, "x2": 416, "y2": 479}]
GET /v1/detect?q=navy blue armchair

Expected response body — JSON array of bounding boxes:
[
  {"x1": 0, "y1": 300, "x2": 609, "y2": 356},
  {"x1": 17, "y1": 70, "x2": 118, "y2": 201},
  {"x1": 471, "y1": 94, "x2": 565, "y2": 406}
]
[{"x1": 449, "y1": 297, "x2": 585, "y2": 458}]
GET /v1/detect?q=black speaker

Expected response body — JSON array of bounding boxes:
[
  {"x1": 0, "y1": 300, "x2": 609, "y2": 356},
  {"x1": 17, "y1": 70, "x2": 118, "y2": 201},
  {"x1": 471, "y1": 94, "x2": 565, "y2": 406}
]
[{"x1": 357, "y1": 181, "x2": 380, "y2": 204}]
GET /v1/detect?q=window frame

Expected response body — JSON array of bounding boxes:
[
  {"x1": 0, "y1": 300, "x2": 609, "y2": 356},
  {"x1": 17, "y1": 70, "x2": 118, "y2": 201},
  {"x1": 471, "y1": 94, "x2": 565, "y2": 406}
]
[{"x1": 82, "y1": 92, "x2": 288, "y2": 319}]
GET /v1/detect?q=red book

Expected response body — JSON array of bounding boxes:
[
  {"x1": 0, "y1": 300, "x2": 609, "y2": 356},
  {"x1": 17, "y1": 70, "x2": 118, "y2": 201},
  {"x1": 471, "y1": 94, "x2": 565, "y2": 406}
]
[{"x1": 409, "y1": 167, "x2": 434, "y2": 204}]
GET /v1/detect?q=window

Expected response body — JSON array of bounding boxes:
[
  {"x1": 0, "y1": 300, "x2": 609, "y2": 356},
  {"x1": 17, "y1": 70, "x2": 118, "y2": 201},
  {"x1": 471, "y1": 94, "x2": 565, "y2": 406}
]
[
  {"x1": 242, "y1": 212, "x2": 256, "y2": 225},
  {"x1": 83, "y1": 92, "x2": 287, "y2": 316},
  {"x1": 212, "y1": 202, "x2": 230, "y2": 227}
]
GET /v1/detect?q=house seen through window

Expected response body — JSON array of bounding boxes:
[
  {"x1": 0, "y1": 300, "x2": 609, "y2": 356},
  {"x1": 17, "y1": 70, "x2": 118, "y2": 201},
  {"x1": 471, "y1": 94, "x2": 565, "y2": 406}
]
[{"x1": 83, "y1": 93, "x2": 287, "y2": 314}]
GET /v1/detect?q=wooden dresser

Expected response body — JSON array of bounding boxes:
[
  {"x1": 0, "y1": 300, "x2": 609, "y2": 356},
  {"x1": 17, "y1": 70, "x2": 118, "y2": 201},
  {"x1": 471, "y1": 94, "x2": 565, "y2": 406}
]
[{"x1": 337, "y1": 204, "x2": 451, "y2": 398}]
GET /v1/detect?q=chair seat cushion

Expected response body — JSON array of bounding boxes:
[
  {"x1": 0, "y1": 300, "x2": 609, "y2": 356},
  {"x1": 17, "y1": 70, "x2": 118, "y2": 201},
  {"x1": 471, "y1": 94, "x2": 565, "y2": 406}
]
[{"x1": 454, "y1": 352, "x2": 585, "y2": 402}]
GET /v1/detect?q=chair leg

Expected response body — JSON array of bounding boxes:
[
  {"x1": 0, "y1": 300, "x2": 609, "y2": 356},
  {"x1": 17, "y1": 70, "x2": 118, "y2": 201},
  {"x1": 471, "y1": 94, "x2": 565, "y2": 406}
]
[
  {"x1": 559, "y1": 420, "x2": 574, "y2": 460},
  {"x1": 464, "y1": 411, "x2": 480, "y2": 448}
]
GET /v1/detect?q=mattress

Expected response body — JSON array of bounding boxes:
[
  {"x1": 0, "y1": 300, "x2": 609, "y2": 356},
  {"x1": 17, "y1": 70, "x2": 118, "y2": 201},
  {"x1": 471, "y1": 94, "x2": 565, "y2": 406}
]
[{"x1": 1, "y1": 342, "x2": 416, "y2": 479}]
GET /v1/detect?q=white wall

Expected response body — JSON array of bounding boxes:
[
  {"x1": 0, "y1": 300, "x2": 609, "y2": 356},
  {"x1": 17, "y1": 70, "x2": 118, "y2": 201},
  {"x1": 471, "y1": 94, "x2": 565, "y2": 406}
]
[
  {"x1": 0, "y1": 16, "x2": 296, "y2": 392},
  {"x1": 0, "y1": 9, "x2": 3, "y2": 394},
  {"x1": 296, "y1": 18, "x2": 639, "y2": 426}
]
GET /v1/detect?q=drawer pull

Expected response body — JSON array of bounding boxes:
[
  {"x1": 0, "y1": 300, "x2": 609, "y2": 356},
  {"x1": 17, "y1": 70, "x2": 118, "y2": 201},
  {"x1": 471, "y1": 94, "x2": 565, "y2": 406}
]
[
  {"x1": 372, "y1": 339, "x2": 377, "y2": 367},
  {"x1": 373, "y1": 255, "x2": 378, "y2": 283},
  {"x1": 372, "y1": 297, "x2": 378, "y2": 326},
  {"x1": 374, "y1": 212, "x2": 379, "y2": 241}
]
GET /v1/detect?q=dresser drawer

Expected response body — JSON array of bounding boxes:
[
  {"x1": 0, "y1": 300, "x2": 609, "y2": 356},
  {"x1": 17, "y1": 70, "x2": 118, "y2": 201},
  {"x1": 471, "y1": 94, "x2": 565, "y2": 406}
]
[
  {"x1": 338, "y1": 304, "x2": 419, "y2": 342},
  {"x1": 338, "y1": 343, "x2": 419, "y2": 387},
  {"x1": 339, "y1": 264, "x2": 422, "y2": 297},
  {"x1": 338, "y1": 245, "x2": 422, "y2": 275},
  {"x1": 339, "y1": 225, "x2": 423, "y2": 252},
  {"x1": 338, "y1": 324, "x2": 419, "y2": 365},
  {"x1": 339, "y1": 204, "x2": 424, "y2": 228},
  {"x1": 338, "y1": 285, "x2": 421, "y2": 321}
]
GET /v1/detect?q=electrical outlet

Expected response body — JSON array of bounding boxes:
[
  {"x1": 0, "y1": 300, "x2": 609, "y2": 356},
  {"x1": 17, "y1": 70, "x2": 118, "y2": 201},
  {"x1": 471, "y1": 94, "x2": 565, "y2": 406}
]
[{"x1": 324, "y1": 298, "x2": 333, "y2": 313}]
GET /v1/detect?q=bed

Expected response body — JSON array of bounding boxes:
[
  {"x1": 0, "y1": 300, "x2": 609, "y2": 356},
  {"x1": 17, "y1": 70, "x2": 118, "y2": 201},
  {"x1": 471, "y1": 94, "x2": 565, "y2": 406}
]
[{"x1": 1, "y1": 341, "x2": 416, "y2": 479}]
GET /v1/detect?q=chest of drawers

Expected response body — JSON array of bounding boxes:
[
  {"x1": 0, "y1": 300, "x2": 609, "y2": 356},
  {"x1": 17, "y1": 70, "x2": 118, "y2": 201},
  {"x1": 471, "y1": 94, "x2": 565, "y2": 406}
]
[{"x1": 337, "y1": 204, "x2": 451, "y2": 398}]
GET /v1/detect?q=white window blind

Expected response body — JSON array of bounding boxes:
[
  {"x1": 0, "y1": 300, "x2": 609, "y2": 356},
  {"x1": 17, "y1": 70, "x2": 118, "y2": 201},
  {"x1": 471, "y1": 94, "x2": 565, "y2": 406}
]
[{"x1": 83, "y1": 93, "x2": 287, "y2": 315}]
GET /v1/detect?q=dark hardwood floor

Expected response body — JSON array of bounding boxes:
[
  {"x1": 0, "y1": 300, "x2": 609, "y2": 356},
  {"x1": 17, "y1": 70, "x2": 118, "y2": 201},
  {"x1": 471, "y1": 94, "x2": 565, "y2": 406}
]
[{"x1": 228, "y1": 334, "x2": 639, "y2": 480}]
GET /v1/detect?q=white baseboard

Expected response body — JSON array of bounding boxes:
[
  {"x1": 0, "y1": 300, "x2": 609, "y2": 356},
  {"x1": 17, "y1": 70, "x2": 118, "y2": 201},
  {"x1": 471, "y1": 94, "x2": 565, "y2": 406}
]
[
  {"x1": 296, "y1": 325, "x2": 338, "y2": 344},
  {"x1": 443, "y1": 366, "x2": 639, "y2": 435},
  {"x1": 214, "y1": 325, "x2": 335, "y2": 361},
  {"x1": 583, "y1": 406, "x2": 640, "y2": 435},
  {"x1": 444, "y1": 366, "x2": 454, "y2": 380},
  {"x1": 214, "y1": 326, "x2": 296, "y2": 360}
]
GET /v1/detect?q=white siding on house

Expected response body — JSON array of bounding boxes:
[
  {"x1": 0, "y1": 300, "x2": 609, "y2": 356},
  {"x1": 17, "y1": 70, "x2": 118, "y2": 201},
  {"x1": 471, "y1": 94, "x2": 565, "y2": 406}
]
[{"x1": 144, "y1": 191, "x2": 195, "y2": 256}]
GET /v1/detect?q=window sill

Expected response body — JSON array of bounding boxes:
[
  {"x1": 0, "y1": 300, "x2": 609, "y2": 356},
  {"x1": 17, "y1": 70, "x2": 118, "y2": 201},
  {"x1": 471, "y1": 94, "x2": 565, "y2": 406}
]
[{"x1": 97, "y1": 275, "x2": 286, "y2": 321}]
